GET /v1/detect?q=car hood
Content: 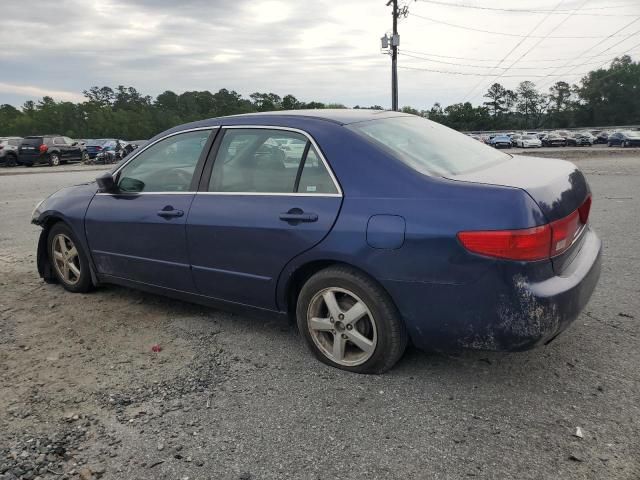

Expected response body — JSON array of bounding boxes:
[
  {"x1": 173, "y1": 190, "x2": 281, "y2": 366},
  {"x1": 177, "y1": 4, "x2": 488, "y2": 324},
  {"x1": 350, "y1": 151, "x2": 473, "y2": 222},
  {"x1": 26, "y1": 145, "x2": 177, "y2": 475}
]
[{"x1": 32, "y1": 182, "x2": 98, "y2": 224}]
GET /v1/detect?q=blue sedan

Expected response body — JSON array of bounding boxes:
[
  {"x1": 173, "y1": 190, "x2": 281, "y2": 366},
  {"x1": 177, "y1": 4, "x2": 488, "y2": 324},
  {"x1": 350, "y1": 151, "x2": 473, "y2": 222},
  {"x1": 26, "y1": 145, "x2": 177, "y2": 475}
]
[{"x1": 31, "y1": 110, "x2": 601, "y2": 373}]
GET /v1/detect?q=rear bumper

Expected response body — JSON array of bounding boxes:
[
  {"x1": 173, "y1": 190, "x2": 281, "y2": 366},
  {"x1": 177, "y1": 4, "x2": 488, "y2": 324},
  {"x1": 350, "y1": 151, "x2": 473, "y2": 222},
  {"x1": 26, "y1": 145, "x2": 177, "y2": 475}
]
[{"x1": 384, "y1": 228, "x2": 602, "y2": 352}]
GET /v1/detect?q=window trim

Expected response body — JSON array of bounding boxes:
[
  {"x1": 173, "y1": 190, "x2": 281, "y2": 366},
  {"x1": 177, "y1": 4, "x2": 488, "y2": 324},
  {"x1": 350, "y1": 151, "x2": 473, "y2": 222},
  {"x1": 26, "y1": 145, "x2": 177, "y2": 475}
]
[
  {"x1": 199, "y1": 125, "x2": 342, "y2": 198},
  {"x1": 97, "y1": 126, "x2": 218, "y2": 196}
]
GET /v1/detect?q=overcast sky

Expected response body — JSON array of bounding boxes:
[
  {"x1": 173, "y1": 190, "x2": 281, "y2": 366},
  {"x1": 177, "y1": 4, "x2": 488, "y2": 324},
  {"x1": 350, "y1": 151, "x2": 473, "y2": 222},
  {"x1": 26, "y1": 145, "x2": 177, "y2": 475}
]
[{"x1": 1, "y1": 0, "x2": 639, "y2": 110}]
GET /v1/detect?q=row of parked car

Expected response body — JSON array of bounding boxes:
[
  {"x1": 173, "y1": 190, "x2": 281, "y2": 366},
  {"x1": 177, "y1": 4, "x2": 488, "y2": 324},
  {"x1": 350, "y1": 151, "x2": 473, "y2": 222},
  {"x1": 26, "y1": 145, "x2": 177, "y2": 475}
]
[
  {"x1": 469, "y1": 129, "x2": 640, "y2": 149},
  {"x1": 0, "y1": 136, "x2": 146, "y2": 167}
]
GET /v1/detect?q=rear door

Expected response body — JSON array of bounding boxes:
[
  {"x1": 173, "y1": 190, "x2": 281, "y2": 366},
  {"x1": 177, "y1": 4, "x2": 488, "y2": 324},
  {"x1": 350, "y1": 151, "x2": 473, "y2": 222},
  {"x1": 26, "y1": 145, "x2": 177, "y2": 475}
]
[
  {"x1": 186, "y1": 126, "x2": 342, "y2": 310},
  {"x1": 85, "y1": 128, "x2": 216, "y2": 291}
]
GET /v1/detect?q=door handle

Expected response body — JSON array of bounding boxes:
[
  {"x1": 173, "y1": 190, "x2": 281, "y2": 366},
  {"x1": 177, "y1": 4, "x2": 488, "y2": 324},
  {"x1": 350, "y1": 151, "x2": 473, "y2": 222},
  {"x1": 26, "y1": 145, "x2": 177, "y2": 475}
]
[
  {"x1": 279, "y1": 211, "x2": 318, "y2": 223},
  {"x1": 157, "y1": 209, "x2": 184, "y2": 218}
]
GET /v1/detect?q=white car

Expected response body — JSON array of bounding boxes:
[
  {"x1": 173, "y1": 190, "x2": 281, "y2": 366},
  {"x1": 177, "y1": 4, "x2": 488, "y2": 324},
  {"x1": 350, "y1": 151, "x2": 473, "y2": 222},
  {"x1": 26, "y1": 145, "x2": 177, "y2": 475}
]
[{"x1": 516, "y1": 135, "x2": 542, "y2": 148}]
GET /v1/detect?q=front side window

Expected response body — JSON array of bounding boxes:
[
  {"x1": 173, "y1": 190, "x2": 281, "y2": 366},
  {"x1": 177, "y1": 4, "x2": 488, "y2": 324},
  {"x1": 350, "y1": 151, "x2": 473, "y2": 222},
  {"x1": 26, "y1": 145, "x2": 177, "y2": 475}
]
[
  {"x1": 348, "y1": 116, "x2": 510, "y2": 177},
  {"x1": 117, "y1": 129, "x2": 211, "y2": 193},
  {"x1": 208, "y1": 128, "x2": 338, "y2": 194},
  {"x1": 54, "y1": 137, "x2": 65, "y2": 145}
]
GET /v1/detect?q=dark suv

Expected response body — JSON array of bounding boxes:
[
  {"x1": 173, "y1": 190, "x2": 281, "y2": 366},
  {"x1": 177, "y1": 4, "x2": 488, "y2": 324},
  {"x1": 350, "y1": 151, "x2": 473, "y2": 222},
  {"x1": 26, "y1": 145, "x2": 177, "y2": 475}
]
[
  {"x1": 0, "y1": 137, "x2": 22, "y2": 166},
  {"x1": 18, "y1": 135, "x2": 89, "y2": 167}
]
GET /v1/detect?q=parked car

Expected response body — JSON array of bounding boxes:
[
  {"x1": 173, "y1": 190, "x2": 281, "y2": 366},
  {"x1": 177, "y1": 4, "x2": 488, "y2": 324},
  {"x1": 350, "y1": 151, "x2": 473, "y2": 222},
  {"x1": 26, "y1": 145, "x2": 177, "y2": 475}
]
[
  {"x1": 569, "y1": 132, "x2": 594, "y2": 147},
  {"x1": 18, "y1": 135, "x2": 88, "y2": 166},
  {"x1": 542, "y1": 133, "x2": 567, "y2": 147},
  {"x1": 85, "y1": 139, "x2": 132, "y2": 159},
  {"x1": 607, "y1": 130, "x2": 640, "y2": 147},
  {"x1": 489, "y1": 134, "x2": 512, "y2": 149},
  {"x1": 0, "y1": 137, "x2": 22, "y2": 166},
  {"x1": 510, "y1": 134, "x2": 521, "y2": 147},
  {"x1": 31, "y1": 110, "x2": 601, "y2": 373},
  {"x1": 515, "y1": 135, "x2": 542, "y2": 148},
  {"x1": 594, "y1": 131, "x2": 610, "y2": 144}
]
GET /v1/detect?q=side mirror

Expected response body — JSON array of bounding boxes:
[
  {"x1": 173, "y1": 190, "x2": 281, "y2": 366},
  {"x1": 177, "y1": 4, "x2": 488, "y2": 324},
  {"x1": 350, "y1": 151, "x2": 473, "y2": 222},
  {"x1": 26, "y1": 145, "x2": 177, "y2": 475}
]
[{"x1": 96, "y1": 172, "x2": 117, "y2": 193}]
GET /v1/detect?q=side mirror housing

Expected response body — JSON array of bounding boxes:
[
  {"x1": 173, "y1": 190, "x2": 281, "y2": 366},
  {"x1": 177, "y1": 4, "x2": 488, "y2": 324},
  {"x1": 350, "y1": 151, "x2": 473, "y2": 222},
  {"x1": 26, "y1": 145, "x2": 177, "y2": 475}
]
[{"x1": 96, "y1": 172, "x2": 117, "y2": 193}]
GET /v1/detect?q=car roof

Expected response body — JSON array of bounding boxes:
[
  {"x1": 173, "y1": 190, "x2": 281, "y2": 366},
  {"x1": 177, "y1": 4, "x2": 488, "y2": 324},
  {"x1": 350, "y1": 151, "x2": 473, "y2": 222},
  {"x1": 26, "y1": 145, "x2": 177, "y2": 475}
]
[{"x1": 218, "y1": 109, "x2": 409, "y2": 126}]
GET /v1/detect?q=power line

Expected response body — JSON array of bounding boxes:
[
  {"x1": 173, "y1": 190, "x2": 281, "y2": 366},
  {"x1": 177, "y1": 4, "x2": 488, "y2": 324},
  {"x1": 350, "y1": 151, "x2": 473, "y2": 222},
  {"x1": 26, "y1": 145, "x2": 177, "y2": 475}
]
[
  {"x1": 409, "y1": 12, "x2": 638, "y2": 39},
  {"x1": 460, "y1": 0, "x2": 565, "y2": 102},
  {"x1": 467, "y1": 0, "x2": 591, "y2": 103},
  {"x1": 399, "y1": 64, "x2": 598, "y2": 77},
  {"x1": 414, "y1": 0, "x2": 639, "y2": 16},
  {"x1": 400, "y1": 47, "x2": 640, "y2": 64},
  {"x1": 537, "y1": 18, "x2": 640, "y2": 90},
  {"x1": 399, "y1": 50, "x2": 613, "y2": 70}
]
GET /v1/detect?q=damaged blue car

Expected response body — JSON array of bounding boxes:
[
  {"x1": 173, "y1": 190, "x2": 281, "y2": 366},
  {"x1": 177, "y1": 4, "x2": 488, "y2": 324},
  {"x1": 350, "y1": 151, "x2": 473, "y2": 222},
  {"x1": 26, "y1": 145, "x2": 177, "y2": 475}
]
[{"x1": 32, "y1": 110, "x2": 601, "y2": 373}]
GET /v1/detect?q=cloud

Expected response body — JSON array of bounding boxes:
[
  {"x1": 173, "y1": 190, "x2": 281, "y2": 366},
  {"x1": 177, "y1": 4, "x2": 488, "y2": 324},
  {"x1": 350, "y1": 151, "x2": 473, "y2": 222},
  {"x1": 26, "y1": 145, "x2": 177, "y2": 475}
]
[{"x1": 0, "y1": 0, "x2": 638, "y2": 109}]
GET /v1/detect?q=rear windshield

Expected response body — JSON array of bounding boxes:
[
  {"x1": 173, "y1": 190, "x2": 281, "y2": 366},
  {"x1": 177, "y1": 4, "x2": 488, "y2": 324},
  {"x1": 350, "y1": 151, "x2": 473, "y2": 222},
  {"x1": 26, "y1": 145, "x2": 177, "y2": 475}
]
[
  {"x1": 348, "y1": 116, "x2": 510, "y2": 176},
  {"x1": 22, "y1": 137, "x2": 43, "y2": 145},
  {"x1": 522, "y1": 135, "x2": 535, "y2": 140}
]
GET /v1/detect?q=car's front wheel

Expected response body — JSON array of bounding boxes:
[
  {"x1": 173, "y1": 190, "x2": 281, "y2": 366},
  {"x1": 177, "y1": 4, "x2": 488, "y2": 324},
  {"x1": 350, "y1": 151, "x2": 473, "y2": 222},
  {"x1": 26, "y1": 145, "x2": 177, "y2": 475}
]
[
  {"x1": 296, "y1": 266, "x2": 408, "y2": 374},
  {"x1": 48, "y1": 223, "x2": 93, "y2": 293}
]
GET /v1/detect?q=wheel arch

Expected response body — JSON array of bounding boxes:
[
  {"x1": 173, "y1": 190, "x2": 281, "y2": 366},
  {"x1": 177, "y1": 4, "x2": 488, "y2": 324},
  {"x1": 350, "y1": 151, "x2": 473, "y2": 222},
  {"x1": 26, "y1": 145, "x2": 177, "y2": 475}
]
[
  {"x1": 282, "y1": 259, "x2": 399, "y2": 323},
  {"x1": 36, "y1": 215, "x2": 98, "y2": 286}
]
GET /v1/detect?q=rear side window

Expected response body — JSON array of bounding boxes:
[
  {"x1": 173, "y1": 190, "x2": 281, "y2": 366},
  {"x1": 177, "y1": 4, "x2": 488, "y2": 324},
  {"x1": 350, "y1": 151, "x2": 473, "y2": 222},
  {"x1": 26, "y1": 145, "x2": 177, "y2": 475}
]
[
  {"x1": 54, "y1": 137, "x2": 65, "y2": 145},
  {"x1": 208, "y1": 129, "x2": 338, "y2": 194},
  {"x1": 348, "y1": 116, "x2": 510, "y2": 176},
  {"x1": 117, "y1": 130, "x2": 211, "y2": 193},
  {"x1": 22, "y1": 137, "x2": 43, "y2": 146}
]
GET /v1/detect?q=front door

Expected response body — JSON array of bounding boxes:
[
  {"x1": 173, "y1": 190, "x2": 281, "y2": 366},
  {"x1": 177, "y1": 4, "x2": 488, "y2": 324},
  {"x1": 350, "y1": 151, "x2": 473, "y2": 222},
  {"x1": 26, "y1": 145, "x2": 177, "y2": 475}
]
[
  {"x1": 85, "y1": 128, "x2": 215, "y2": 292},
  {"x1": 187, "y1": 127, "x2": 342, "y2": 310}
]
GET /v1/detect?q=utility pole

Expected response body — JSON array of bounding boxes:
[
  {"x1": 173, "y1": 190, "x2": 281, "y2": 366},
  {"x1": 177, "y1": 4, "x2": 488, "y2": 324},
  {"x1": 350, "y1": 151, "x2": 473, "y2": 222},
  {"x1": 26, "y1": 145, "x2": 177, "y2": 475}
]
[
  {"x1": 391, "y1": 0, "x2": 399, "y2": 111},
  {"x1": 382, "y1": 1, "x2": 408, "y2": 111}
]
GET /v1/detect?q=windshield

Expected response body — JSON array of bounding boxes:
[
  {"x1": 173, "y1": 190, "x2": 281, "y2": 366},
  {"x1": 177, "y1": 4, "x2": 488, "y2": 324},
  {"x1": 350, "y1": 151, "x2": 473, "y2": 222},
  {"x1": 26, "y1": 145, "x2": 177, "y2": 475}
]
[
  {"x1": 522, "y1": 135, "x2": 535, "y2": 140},
  {"x1": 347, "y1": 116, "x2": 510, "y2": 176}
]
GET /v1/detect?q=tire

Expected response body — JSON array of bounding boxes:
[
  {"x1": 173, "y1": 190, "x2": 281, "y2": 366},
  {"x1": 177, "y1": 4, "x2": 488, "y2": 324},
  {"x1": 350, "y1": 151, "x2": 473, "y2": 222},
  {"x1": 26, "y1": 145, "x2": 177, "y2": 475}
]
[
  {"x1": 82, "y1": 151, "x2": 90, "y2": 162},
  {"x1": 48, "y1": 153, "x2": 61, "y2": 166},
  {"x1": 6, "y1": 154, "x2": 17, "y2": 167},
  {"x1": 296, "y1": 266, "x2": 408, "y2": 374},
  {"x1": 47, "y1": 223, "x2": 93, "y2": 293},
  {"x1": 607, "y1": 142, "x2": 611, "y2": 147}
]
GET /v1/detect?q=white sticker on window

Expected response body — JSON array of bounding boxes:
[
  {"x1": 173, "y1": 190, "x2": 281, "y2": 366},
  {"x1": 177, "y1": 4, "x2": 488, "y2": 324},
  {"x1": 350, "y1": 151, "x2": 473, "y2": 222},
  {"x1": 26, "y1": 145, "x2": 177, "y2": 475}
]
[{"x1": 306, "y1": 185, "x2": 317, "y2": 192}]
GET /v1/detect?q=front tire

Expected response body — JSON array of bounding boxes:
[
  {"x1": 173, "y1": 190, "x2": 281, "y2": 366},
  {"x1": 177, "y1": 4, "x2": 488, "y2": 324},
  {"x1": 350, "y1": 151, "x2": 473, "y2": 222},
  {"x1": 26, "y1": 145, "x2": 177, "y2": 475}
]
[
  {"x1": 296, "y1": 266, "x2": 408, "y2": 374},
  {"x1": 47, "y1": 223, "x2": 92, "y2": 293}
]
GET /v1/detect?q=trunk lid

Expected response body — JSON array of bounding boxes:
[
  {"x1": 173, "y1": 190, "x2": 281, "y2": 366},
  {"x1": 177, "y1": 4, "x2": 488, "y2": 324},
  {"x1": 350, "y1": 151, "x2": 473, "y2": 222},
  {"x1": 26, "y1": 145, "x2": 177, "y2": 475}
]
[{"x1": 451, "y1": 155, "x2": 591, "y2": 272}]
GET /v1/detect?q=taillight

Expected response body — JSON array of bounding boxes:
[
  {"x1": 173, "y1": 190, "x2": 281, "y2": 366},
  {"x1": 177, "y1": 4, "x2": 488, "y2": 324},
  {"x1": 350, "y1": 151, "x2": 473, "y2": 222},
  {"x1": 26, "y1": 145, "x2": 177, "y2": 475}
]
[
  {"x1": 96, "y1": 146, "x2": 103, "y2": 151},
  {"x1": 458, "y1": 196, "x2": 592, "y2": 261},
  {"x1": 39, "y1": 144, "x2": 48, "y2": 153}
]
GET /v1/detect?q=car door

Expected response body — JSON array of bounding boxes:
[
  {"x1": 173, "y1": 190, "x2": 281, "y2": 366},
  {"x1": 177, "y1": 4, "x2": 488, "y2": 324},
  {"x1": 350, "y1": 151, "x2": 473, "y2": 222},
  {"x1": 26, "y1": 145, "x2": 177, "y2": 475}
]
[
  {"x1": 63, "y1": 136, "x2": 80, "y2": 160},
  {"x1": 186, "y1": 126, "x2": 343, "y2": 310},
  {"x1": 85, "y1": 127, "x2": 216, "y2": 291},
  {"x1": 53, "y1": 137, "x2": 68, "y2": 160}
]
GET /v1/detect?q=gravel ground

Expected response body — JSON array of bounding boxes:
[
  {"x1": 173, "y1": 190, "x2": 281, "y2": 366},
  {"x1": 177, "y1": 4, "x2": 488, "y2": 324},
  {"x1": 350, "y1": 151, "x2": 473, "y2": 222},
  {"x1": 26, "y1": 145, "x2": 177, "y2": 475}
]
[{"x1": 0, "y1": 151, "x2": 639, "y2": 480}]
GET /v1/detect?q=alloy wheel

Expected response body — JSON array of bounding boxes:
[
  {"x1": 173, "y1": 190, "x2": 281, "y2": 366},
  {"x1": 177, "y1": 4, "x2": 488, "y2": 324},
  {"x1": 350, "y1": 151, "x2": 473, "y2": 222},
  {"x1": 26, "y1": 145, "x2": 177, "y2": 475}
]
[
  {"x1": 306, "y1": 287, "x2": 377, "y2": 367},
  {"x1": 50, "y1": 154, "x2": 60, "y2": 166},
  {"x1": 52, "y1": 234, "x2": 81, "y2": 285}
]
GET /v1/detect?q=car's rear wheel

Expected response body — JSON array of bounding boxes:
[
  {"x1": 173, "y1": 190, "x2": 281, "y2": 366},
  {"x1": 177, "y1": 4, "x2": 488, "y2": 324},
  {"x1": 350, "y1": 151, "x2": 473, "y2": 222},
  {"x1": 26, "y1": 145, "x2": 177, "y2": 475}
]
[
  {"x1": 82, "y1": 151, "x2": 89, "y2": 162},
  {"x1": 296, "y1": 266, "x2": 408, "y2": 374},
  {"x1": 48, "y1": 223, "x2": 92, "y2": 293},
  {"x1": 48, "y1": 153, "x2": 61, "y2": 166},
  {"x1": 5, "y1": 154, "x2": 17, "y2": 167}
]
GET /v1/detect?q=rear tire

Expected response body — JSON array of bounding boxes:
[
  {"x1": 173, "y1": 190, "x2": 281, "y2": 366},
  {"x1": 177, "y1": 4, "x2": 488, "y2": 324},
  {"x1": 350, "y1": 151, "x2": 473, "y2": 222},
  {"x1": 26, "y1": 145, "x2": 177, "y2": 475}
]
[
  {"x1": 47, "y1": 223, "x2": 93, "y2": 293},
  {"x1": 296, "y1": 266, "x2": 408, "y2": 374},
  {"x1": 48, "y1": 153, "x2": 61, "y2": 167}
]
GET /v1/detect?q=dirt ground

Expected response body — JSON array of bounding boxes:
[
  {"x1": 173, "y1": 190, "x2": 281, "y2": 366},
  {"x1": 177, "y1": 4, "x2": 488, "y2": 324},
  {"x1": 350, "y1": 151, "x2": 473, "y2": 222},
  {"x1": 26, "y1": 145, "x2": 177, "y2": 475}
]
[{"x1": 1, "y1": 151, "x2": 639, "y2": 480}]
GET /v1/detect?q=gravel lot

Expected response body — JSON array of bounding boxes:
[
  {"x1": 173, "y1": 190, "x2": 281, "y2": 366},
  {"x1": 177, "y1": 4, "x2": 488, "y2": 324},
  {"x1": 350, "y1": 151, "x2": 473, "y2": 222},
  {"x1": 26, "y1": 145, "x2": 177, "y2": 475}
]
[{"x1": 1, "y1": 150, "x2": 639, "y2": 480}]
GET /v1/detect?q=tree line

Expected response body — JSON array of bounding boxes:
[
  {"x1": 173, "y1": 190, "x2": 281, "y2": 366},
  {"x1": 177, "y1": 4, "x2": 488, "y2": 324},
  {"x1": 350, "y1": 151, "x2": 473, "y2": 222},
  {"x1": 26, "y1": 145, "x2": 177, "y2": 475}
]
[{"x1": 0, "y1": 55, "x2": 638, "y2": 139}]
